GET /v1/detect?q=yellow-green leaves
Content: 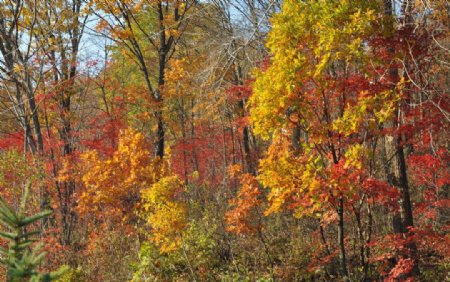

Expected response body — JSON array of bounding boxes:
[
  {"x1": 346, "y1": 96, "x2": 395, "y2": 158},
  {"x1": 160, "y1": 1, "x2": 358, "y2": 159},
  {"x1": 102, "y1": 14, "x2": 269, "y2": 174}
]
[
  {"x1": 250, "y1": 0, "x2": 379, "y2": 139},
  {"x1": 249, "y1": 0, "x2": 384, "y2": 221},
  {"x1": 333, "y1": 82, "x2": 404, "y2": 136},
  {"x1": 257, "y1": 135, "x2": 324, "y2": 217},
  {"x1": 344, "y1": 144, "x2": 367, "y2": 169},
  {"x1": 141, "y1": 176, "x2": 187, "y2": 253}
]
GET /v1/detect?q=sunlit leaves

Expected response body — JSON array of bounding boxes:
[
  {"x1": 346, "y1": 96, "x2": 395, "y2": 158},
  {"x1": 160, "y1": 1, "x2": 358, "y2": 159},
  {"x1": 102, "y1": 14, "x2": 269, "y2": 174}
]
[
  {"x1": 226, "y1": 171, "x2": 261, "y2": 235},
  {"x1": 79, "y1": 128, "x2": 159, "y2": 218},
  {"x1": 80, "y1": 128, "x2": 188, "y2": 253},
  {"x1": 141, "y1": 175, "x2": 187, "y2": 253},
  {"x1": 250, "y1": 0, "x2": 380, "y2": 138}
]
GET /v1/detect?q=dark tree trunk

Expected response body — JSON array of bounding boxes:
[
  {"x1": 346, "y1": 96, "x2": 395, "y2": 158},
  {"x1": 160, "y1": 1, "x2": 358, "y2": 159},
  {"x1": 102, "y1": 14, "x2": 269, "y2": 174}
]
[
  {"x1": 156, "y1": 111, "x2": 165, "y2": 158},
  {"x1": 383, "y1": 0, "x2": 419, "y2": 276},
  {"x1": 337, "y1": 196, "x2": 349, "y2": 281}
]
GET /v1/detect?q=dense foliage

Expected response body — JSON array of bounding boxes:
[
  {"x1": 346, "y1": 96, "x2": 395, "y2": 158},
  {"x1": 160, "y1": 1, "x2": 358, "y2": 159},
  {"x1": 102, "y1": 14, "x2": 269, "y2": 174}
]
[{"x1": 0, "y1": 0, "x2": 448, "y2": 280}]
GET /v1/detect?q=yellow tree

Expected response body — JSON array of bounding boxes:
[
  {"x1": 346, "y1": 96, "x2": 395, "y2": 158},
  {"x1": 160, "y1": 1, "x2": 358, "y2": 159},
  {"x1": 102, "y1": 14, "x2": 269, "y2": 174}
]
[
  {"x1": 249, "y1": 0, "x2": 388, "y2": 279},
  {"x1": 80, "y1": 128, "x2": 187, "y2": 252}
]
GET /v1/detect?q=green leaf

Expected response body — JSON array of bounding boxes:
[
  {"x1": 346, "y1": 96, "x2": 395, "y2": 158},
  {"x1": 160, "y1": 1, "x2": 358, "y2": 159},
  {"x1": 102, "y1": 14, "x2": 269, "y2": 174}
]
[
  {"x1": 15, "y1": 241, "x2": 33, "y2": 251},
  {"x1": 20, "y1": 210, "x2": 52, "y2": 227},
  {"x1": 0, "y1": 200, "x2": 18, "y2": 226},
  {"x1": 20, "y1": 230, "x2": 41, "y2": 239},
  {"x1": 31, "y1": 251, "x2": 46, "y2": 265},
  {"x1": 0, "y1": 231, "x2": 18, "y2": 240},
  {"x1": 48, "y1": 265, "x2": 70, "y2": 280}
]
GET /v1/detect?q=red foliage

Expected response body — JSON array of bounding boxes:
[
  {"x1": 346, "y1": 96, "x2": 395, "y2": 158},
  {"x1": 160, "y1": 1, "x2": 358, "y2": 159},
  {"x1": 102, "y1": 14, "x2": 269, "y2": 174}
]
[
  {"x1": 362, "y1": 178, "x2": 400, "y2": 211},
  {"x1": 386, "y1": 258, "x2": 415, "y2": 281},
  {"x1": 170, "y1": 121, "x2": 247, "y2": 186},
  {"x1": 81, "y1": 112, "x2": 124, "y2": 156},
  {"x1": 226, "y1": 79, "x2": 254, "y2": 102},
  {"x1": 0, "y1": 132, "x2": 24, "y2": 150}
]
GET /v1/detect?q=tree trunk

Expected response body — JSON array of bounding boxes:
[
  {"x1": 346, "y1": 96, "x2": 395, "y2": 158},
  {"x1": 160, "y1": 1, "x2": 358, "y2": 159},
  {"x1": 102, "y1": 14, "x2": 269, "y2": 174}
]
[
  {"x1": 337, "y1": 196, "x2": 349, "y2": 281},
  {"x1": 156, "y1": 111, "x2": 165, "y2": 158},
  {"x1": 383, "y1": 0, "x2": 419, "y2": 276}
]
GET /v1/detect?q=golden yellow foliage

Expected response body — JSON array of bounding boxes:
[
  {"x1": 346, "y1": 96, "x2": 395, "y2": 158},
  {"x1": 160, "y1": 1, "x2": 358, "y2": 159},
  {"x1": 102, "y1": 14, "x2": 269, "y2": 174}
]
[
  {"x1": 79, "y1": 129, "x2": 160, "y2": 219},
  {"x1": 250, "y1": 0, "x2": 379, "y2": 139},
  {"x1": 141, "y1": 176, "x2": 187, "y2": 253},
  {"x1": 80, "y1": 128, "x2": 187, "y2": 252}
]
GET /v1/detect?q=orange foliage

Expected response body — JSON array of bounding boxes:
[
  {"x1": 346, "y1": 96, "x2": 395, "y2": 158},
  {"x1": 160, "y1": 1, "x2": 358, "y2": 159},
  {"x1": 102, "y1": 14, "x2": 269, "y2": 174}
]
[
  {"x1": 226, "y1": 172, "x2": 262, "y2": 235},
  {"x1": 79, "y1": 128, "x2": 161, "y2": 220}
]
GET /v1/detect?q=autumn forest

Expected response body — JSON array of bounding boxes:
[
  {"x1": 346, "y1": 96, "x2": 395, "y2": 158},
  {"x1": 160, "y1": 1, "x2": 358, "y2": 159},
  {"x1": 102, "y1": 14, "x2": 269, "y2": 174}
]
[{"x1": 0, "y1": 0, "x2": 448, "y2": 281}]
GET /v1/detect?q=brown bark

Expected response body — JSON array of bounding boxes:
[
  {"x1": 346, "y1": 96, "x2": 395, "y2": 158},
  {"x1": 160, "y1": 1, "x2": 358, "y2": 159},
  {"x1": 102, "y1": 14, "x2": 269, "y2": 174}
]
[
  {"x1": 337, "y1": 196, "x2": 349, "y2": 281},
  {"x1": 383, "y1": 0, "x2": 419, "y2": 276}
]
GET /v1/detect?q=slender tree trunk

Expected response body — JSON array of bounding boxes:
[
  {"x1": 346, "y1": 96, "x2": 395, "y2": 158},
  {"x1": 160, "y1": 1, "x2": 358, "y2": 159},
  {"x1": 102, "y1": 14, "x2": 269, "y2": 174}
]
[
  {"x1": 24, "y1": 74, "x2": 44, "y2": 152},
  {"x1": 383, "y1": 0, "x2": 419, "y2": 276},
  {"x1": 395, "y1": 135, "x2": 414, "y2": 229},
  {"x1": 361, "y1": 201, "x2": 373, "y2": 281},
  {"x1": 354, "y1": 209, "x2": 365, "y2": 270},
  {"x1": 232, "y1": 44, "x2": 254, "y2": 174},
  {"x1": 337, "y1": 196, "x2": 349, "y2": 281},
  {"x1": 154, "y1": 0, "x2": 171, "y2": 158},
  {"x1": 155, "y1": 111, "x2": 165, "y2": 158}
]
